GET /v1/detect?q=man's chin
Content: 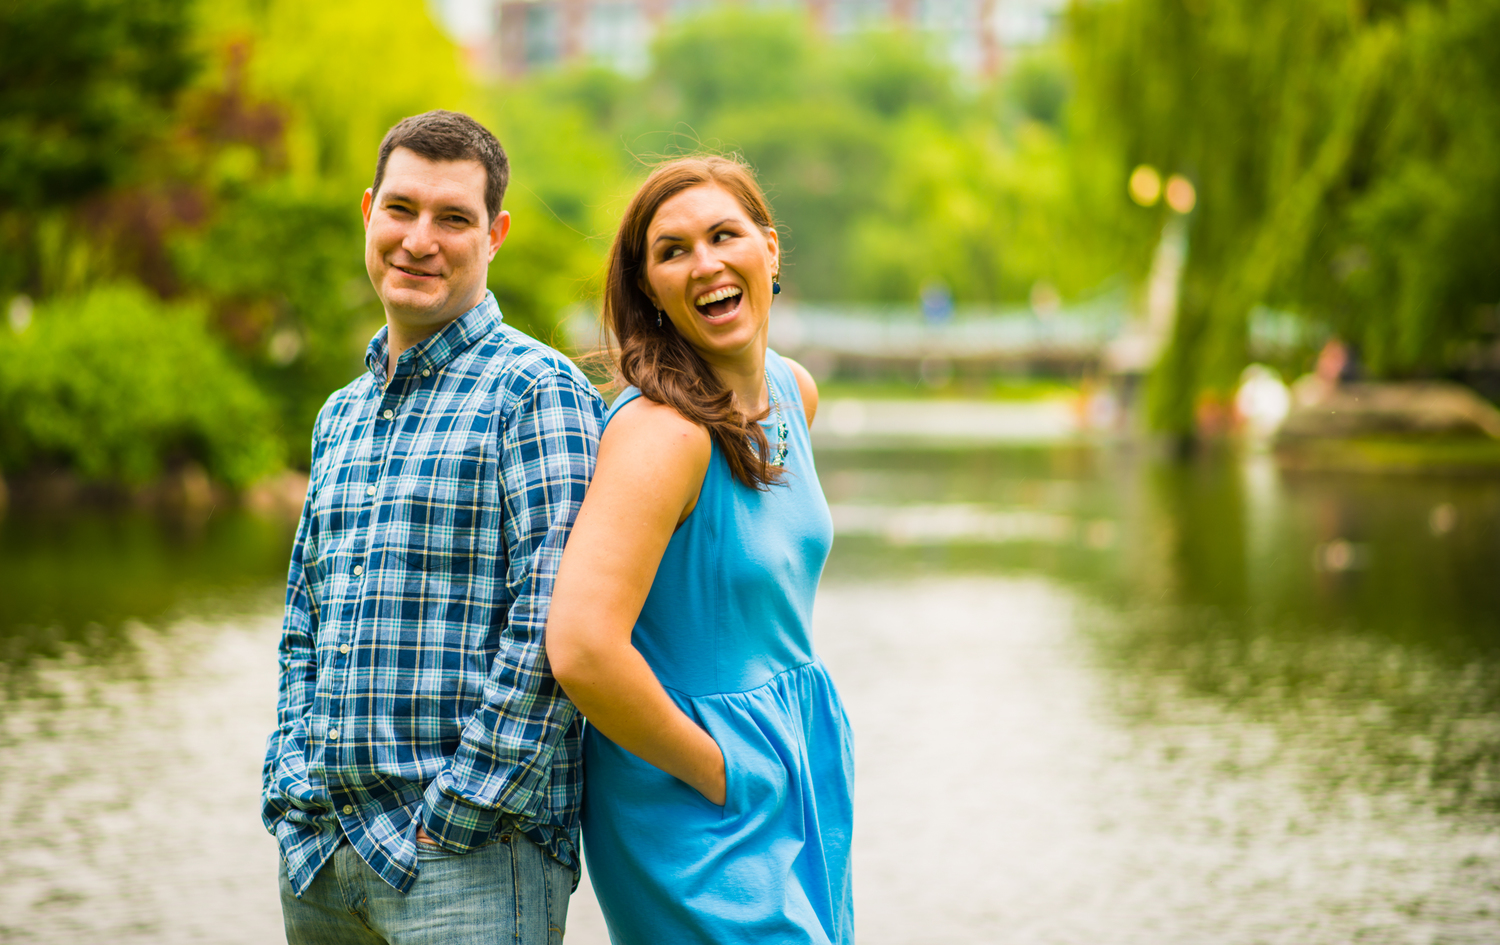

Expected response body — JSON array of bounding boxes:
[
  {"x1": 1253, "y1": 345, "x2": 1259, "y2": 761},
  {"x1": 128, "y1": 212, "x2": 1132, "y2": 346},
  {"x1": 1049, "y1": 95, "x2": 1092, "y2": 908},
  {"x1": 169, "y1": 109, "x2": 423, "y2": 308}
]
[{"x1": 381, "y1": 286, "x2": 454, "y2": 324}]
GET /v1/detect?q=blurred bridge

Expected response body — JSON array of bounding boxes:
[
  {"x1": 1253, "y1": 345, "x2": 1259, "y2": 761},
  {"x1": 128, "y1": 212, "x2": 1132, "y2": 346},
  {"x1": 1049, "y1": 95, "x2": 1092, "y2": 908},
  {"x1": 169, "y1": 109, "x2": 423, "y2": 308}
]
[
  {"x1": 565, "y1": 293, "x2": 1137, "y2": 380},
  {"x1": 766, "y1": 296, "x2": 1129, "y2": 381}
]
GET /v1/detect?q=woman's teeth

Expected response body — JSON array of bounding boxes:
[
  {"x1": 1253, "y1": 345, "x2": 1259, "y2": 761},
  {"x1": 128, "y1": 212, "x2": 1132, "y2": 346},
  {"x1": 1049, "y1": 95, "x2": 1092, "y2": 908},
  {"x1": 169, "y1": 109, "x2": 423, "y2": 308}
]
[
  {"x1": 694, "y1": 286, "x2": 743, "y2": 317},
  {"x1": 694, "y1": 286, "x2": 742, "y2": 306}
]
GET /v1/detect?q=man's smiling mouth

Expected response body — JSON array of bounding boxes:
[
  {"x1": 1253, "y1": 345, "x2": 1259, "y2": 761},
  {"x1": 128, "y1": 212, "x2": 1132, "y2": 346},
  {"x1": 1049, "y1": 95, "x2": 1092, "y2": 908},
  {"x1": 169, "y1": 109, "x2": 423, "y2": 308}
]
[
  {"x1": 395, "y1": 265, "x2": 438, "y2": 278},
  {"x1": 694, "y1": 286, "x2": 742, "y2": 318}
]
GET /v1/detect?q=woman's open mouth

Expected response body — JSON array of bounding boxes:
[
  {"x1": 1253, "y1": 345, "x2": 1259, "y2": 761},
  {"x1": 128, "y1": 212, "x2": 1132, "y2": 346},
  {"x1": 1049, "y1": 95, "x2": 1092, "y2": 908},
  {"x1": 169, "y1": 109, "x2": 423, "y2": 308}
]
[{"x1": 694, "y1": 286, "x2": 742, "y2": 319}]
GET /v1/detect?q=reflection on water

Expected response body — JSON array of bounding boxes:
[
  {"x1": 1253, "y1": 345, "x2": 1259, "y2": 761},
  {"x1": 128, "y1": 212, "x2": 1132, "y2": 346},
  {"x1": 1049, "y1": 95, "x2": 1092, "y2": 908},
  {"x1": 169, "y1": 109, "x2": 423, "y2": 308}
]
[
  {"x1": 0, "y1": 615, "x2": 285, "y2": 944},
  {"x1": 0, "y1": 508, "x2": 293, "y2": 684},
  {"x1": 2, "y1": 446, "x2": 1498, "y2": 943},
  {"x1": 819, "y1": 446, "x2": 1500, "y2": 818},
  {"x1": 824, "y1": 579, "x2": 1498, "y2": 944}
]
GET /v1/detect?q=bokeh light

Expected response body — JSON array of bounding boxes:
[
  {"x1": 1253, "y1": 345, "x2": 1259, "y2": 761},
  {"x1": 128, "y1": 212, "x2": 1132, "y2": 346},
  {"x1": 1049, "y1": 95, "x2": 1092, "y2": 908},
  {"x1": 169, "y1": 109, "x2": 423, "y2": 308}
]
[
  {"x1": 1128, "y1": 164, "x2": 1162, "y2": 206},
  {"x1": 1165, "y1": 174, "x2": 1197, "y2": 213}
]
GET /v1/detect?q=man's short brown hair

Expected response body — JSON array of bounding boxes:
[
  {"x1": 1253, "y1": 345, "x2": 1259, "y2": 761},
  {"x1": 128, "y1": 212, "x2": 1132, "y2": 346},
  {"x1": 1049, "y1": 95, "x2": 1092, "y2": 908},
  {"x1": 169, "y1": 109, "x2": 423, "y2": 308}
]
[{"x1": 371, "y1": 110, "x2": 509, "y2": 224}]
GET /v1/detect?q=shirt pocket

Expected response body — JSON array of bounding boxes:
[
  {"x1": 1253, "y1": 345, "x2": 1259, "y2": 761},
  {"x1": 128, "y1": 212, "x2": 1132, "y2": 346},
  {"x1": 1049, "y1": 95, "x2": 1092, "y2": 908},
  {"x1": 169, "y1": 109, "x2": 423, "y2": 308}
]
[{"x1": 399, "y1": 447, "x2": 489, "y2": 577}]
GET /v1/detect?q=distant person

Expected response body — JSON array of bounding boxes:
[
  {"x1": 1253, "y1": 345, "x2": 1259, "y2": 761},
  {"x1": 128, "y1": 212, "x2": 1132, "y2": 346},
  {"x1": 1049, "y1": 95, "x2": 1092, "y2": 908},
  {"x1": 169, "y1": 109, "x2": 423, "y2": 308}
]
[
  {"x1": 546, "y1": 157, "x2": 855, "y2": 943},
  {"x1": 261, "y1": 110, "x2": 604, "y2": 944}
]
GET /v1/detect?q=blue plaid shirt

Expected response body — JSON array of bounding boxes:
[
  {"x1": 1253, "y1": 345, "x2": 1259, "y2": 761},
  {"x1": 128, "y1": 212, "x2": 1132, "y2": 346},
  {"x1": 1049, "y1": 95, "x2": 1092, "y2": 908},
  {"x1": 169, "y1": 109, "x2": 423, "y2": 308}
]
[{"x1": 262, "y1": 292, "x2": 605, "y2": 896}]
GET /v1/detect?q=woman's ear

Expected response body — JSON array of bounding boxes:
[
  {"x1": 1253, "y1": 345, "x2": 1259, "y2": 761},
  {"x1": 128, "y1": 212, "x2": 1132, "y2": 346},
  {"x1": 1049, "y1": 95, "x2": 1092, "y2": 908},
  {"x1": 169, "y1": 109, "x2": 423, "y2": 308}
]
[{"x1": 637, "y1": 276, "x2": 660, "y2": 311}]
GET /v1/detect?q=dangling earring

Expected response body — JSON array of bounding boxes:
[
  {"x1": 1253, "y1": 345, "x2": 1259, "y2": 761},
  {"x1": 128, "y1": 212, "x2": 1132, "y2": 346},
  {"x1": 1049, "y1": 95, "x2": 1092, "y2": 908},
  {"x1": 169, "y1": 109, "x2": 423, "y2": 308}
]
[
  {"x1": 656, "y1": 310, "x2": 664, "y2": 328},
  {"x1": 771, "y1": 280, "x2": 781, "y2": 296}
]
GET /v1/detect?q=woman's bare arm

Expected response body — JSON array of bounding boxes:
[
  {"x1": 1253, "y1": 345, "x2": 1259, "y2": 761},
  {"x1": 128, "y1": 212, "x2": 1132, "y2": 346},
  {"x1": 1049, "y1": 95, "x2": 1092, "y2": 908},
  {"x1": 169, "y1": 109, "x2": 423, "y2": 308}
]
[{"x1": 545, "y1": 397, "x2": 727, "y2": 804}]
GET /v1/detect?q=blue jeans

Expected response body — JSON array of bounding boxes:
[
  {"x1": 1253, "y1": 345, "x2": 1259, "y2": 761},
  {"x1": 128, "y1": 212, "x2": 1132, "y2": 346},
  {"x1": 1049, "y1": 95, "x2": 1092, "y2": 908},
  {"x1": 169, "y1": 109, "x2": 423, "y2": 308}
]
[{"x1": 279, "y1": 832, "x2": 571, "y2": 945}]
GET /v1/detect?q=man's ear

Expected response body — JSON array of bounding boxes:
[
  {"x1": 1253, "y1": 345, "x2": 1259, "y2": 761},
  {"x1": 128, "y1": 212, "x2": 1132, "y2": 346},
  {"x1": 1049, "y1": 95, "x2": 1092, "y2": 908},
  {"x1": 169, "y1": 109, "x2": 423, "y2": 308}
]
[
  {"x1": 361, "y1": 188, "x2": 374, "y2": 230},
  {"x1": 488, "y1": 210, "x2": 511, "y2": 261}
]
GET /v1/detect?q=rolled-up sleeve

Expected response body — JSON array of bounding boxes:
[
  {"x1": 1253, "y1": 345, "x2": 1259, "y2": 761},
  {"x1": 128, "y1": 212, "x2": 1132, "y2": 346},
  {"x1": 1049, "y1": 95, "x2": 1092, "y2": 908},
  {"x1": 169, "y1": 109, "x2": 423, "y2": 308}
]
[{"x1": 421, "y1": 370, "x2": 603, "y2": 852}]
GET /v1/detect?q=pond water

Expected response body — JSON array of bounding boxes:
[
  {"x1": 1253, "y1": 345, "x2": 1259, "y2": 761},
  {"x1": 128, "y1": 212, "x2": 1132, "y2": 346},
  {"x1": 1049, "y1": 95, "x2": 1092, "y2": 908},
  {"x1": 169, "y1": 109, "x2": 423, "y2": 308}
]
[{"x1": 1, "y1": 442, "x2": 1497, "y2": 944}]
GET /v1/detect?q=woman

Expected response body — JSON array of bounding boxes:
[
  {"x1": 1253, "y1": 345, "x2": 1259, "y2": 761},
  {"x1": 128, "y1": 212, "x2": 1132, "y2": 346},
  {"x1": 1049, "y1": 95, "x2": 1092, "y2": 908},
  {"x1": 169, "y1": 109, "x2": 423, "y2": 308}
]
[{"x1": 545, "y1": 156, "x2": 854, "y2": 944}]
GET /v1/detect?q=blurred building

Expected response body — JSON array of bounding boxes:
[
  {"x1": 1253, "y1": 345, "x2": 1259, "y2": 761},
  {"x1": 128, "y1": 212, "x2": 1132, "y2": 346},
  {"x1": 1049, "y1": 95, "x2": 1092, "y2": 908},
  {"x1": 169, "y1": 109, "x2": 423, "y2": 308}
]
[{"x1": 489, "y1": 0, "x2": 1063, "y2": 77}]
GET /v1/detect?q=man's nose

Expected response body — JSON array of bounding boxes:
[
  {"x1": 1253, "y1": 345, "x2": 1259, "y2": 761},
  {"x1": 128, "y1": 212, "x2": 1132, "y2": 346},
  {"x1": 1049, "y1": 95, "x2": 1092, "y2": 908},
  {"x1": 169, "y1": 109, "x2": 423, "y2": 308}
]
[{"x1": 401, "y1": 215, "x2": 441, "y2": 258}]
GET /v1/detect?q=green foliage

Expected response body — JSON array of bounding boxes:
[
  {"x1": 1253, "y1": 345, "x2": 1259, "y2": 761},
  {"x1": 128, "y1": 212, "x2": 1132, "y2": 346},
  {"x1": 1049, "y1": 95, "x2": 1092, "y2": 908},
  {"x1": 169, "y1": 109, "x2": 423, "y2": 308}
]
[
  {"x1": 481, "y1": 79, "x2": 634, "y2": 344},
  {"x1": 650, "y1": 8, "x2": 816, "y2": 124},
  {"x1": 170, "y1": 180, "x2": 377, "y2": 464},
  {"x1": 0, "y1": 0, "x2": 196, "y2": 210},
  {"x1": 0, "y1": 0, "x2": 198, "y2": 297},
  {"x1": 500, "y1": 11, "x2": 1131, "y2": 308},
  {"x1": 1071, "y1": 0, "x2": 1500, "y2": 431},
  {"x1": 1004, "y1": 49, "x2": 1071, "y2": 128},
  {"x1": 200, "y1": 0, "x2": 468, "y2": 189},
  {"x1": 0, "y1": 0, "x2": 472, "y2": 483},
  {"x1": 0, "y1": 285, "x2": 281, "y2": 486}
]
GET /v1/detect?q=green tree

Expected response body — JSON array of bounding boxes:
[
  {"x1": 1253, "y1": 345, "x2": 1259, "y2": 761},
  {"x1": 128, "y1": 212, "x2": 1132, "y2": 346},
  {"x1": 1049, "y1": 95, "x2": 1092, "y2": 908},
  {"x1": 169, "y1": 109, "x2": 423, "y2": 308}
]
[
  {"x1": 0, "y1": 0, "x2": 197, "y2": 295},
  {"x1": 0, "y1": 0, "x2": 195, "y2": 209},
  {"x1": 0, "y1": 0, "x2": 480, "y2": 482},
  {"x1": 549, "y1": 10, "x2": 1136, "y2": 307},
  {"x1": 1071, "y1": 0, "x2": 1500, "y2": 433}
]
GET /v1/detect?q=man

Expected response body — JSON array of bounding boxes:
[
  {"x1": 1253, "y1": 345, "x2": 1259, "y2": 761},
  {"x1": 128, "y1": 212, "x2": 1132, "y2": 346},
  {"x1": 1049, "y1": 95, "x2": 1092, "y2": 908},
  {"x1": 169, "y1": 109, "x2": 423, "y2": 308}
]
[{"x1": 262, "y1": 110, "x2": 604, "y2": 944}]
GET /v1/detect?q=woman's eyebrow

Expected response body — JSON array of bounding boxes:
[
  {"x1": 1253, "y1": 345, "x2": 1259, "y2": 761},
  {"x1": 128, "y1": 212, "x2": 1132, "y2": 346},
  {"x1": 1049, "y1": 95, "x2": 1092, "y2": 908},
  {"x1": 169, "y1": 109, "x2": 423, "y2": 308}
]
[{"x1": 651, "y1": 218, "x2": 737, "y2": 246}]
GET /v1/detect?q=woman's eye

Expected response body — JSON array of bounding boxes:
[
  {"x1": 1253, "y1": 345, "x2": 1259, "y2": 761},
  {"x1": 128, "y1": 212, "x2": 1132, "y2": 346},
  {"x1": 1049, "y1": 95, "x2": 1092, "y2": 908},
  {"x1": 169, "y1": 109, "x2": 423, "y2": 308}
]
[
  {"x1": 713, "y1": 231, "x2": 734, "y2": 243},
  {"x1": 664, "y1": 246, "x2": 684, "y2": 259}
]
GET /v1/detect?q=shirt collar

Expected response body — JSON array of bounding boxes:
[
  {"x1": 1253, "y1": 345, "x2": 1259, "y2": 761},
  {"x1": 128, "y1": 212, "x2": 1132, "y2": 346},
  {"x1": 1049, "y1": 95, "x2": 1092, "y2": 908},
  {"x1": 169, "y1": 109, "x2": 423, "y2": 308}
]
[{"x1": 364, "y1": 291, "x2": 504, "y2": 385}]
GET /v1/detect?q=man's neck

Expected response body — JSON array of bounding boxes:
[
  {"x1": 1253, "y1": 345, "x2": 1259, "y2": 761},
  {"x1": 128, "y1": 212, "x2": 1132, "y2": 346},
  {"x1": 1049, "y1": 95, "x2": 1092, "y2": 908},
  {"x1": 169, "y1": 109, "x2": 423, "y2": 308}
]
[{"x1": 382, "y1": 293, "x2": 485, "y2": 381}]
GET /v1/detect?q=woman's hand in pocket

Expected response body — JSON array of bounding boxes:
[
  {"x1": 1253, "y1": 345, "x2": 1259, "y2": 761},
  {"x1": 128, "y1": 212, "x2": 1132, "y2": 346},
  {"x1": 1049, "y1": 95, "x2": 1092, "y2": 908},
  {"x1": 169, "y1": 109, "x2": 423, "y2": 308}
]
[{"x1": 692, "y1": 741, "x2": 727, "y2": 806}]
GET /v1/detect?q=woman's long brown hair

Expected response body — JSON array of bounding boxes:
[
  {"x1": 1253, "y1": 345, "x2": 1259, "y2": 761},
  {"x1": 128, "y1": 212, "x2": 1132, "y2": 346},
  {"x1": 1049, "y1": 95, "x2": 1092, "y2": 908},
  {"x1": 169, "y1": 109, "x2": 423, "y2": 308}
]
[{"x1": 602, "y1": 156, "x2": 783, "y2": 490}]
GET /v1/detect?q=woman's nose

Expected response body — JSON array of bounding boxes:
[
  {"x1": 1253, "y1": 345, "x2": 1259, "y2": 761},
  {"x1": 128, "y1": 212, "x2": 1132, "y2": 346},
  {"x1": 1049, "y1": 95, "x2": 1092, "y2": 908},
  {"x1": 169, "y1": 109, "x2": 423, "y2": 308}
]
[{"x1": 690, "y1": 242, "x2": 724, "y2": 274}]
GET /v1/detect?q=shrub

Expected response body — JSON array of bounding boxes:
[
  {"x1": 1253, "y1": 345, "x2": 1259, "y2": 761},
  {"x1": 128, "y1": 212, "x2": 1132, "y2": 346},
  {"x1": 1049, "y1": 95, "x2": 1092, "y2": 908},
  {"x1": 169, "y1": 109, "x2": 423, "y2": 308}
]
[{"x1": 0, "y1": 284, "x2": 282, "y2": 487}]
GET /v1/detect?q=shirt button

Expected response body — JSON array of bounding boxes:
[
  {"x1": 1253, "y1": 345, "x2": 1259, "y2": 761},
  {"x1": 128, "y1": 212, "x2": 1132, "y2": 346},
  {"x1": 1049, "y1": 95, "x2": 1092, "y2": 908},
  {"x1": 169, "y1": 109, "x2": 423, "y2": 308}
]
[
  {"x1": 342, "y1": 805, "x2": 354, "y2": 815},
  {"x1": 340, "y1": 644, "x2": 350, "y2": 655},
  {"x1": 328, "y1": 728, "x2": 339, "y2": 740},
  {"x1": 383, "y1": 409, "x2": 394, "y2": 420},
  {"x1": 366, "y1": 485, "x2": 376, "y2": 497},
  {"x1": 353, "y1": 565, "x2": 363, "y2": 576},
  {"x1": 422, "y1": 368, "x2": 431, "y2": 378}
]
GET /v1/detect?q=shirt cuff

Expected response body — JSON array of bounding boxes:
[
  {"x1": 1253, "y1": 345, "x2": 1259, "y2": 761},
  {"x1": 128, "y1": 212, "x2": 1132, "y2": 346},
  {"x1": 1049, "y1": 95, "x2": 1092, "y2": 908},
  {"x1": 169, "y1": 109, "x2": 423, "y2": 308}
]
[{"x1": 420, "y1": 777, "x2": 502, "y2": 853}]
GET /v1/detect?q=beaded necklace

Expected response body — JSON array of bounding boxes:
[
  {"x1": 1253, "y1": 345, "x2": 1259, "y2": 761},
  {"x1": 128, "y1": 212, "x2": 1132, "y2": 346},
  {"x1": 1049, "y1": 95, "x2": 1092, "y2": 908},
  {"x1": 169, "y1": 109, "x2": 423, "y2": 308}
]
[{"x1": 764, "y1": 369, "x2": 789, "y2": 468}]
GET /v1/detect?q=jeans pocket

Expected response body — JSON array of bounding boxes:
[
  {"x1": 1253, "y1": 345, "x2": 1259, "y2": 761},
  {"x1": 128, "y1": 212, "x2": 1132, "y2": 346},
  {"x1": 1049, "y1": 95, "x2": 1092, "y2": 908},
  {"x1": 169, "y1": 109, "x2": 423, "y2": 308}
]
[{"x1": 414, "y1": 838, "x2": 459, "y2": 859}]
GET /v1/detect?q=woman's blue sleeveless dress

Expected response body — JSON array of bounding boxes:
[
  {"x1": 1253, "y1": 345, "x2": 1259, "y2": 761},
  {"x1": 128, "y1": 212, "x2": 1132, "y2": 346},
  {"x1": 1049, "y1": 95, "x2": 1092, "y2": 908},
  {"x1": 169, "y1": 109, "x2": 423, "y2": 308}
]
[{"x1": 581, "y1": 350, "x2": 855, "y2": 945}]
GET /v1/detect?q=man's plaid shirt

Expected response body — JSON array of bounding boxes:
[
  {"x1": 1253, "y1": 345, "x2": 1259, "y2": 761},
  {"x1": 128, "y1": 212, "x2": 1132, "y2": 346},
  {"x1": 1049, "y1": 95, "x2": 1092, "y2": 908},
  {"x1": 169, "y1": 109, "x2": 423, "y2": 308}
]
[{"x1": 262, "y1": 293, "x2": 604, "y2": 896}]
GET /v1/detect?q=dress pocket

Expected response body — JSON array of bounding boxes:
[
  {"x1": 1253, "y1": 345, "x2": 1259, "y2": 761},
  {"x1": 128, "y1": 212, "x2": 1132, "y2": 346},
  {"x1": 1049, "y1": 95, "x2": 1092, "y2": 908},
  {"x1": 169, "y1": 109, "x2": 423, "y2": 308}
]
[{"x1": 698, "y1": 707, "x2": 788, "y2": 822}]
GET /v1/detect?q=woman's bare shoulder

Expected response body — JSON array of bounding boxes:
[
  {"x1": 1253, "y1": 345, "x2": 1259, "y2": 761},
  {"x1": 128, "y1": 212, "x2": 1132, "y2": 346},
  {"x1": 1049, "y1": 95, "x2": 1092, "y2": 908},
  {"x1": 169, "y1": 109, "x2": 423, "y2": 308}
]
[
  {"x1": 780, "y1": 358, "x2": 819, "y2": 426},
  {"x1": 602, "y1": 395, "x2": 712, "y2": 464},
  {"x1": 595, "y1": 395, "x2": 712, "y2": 523}
]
